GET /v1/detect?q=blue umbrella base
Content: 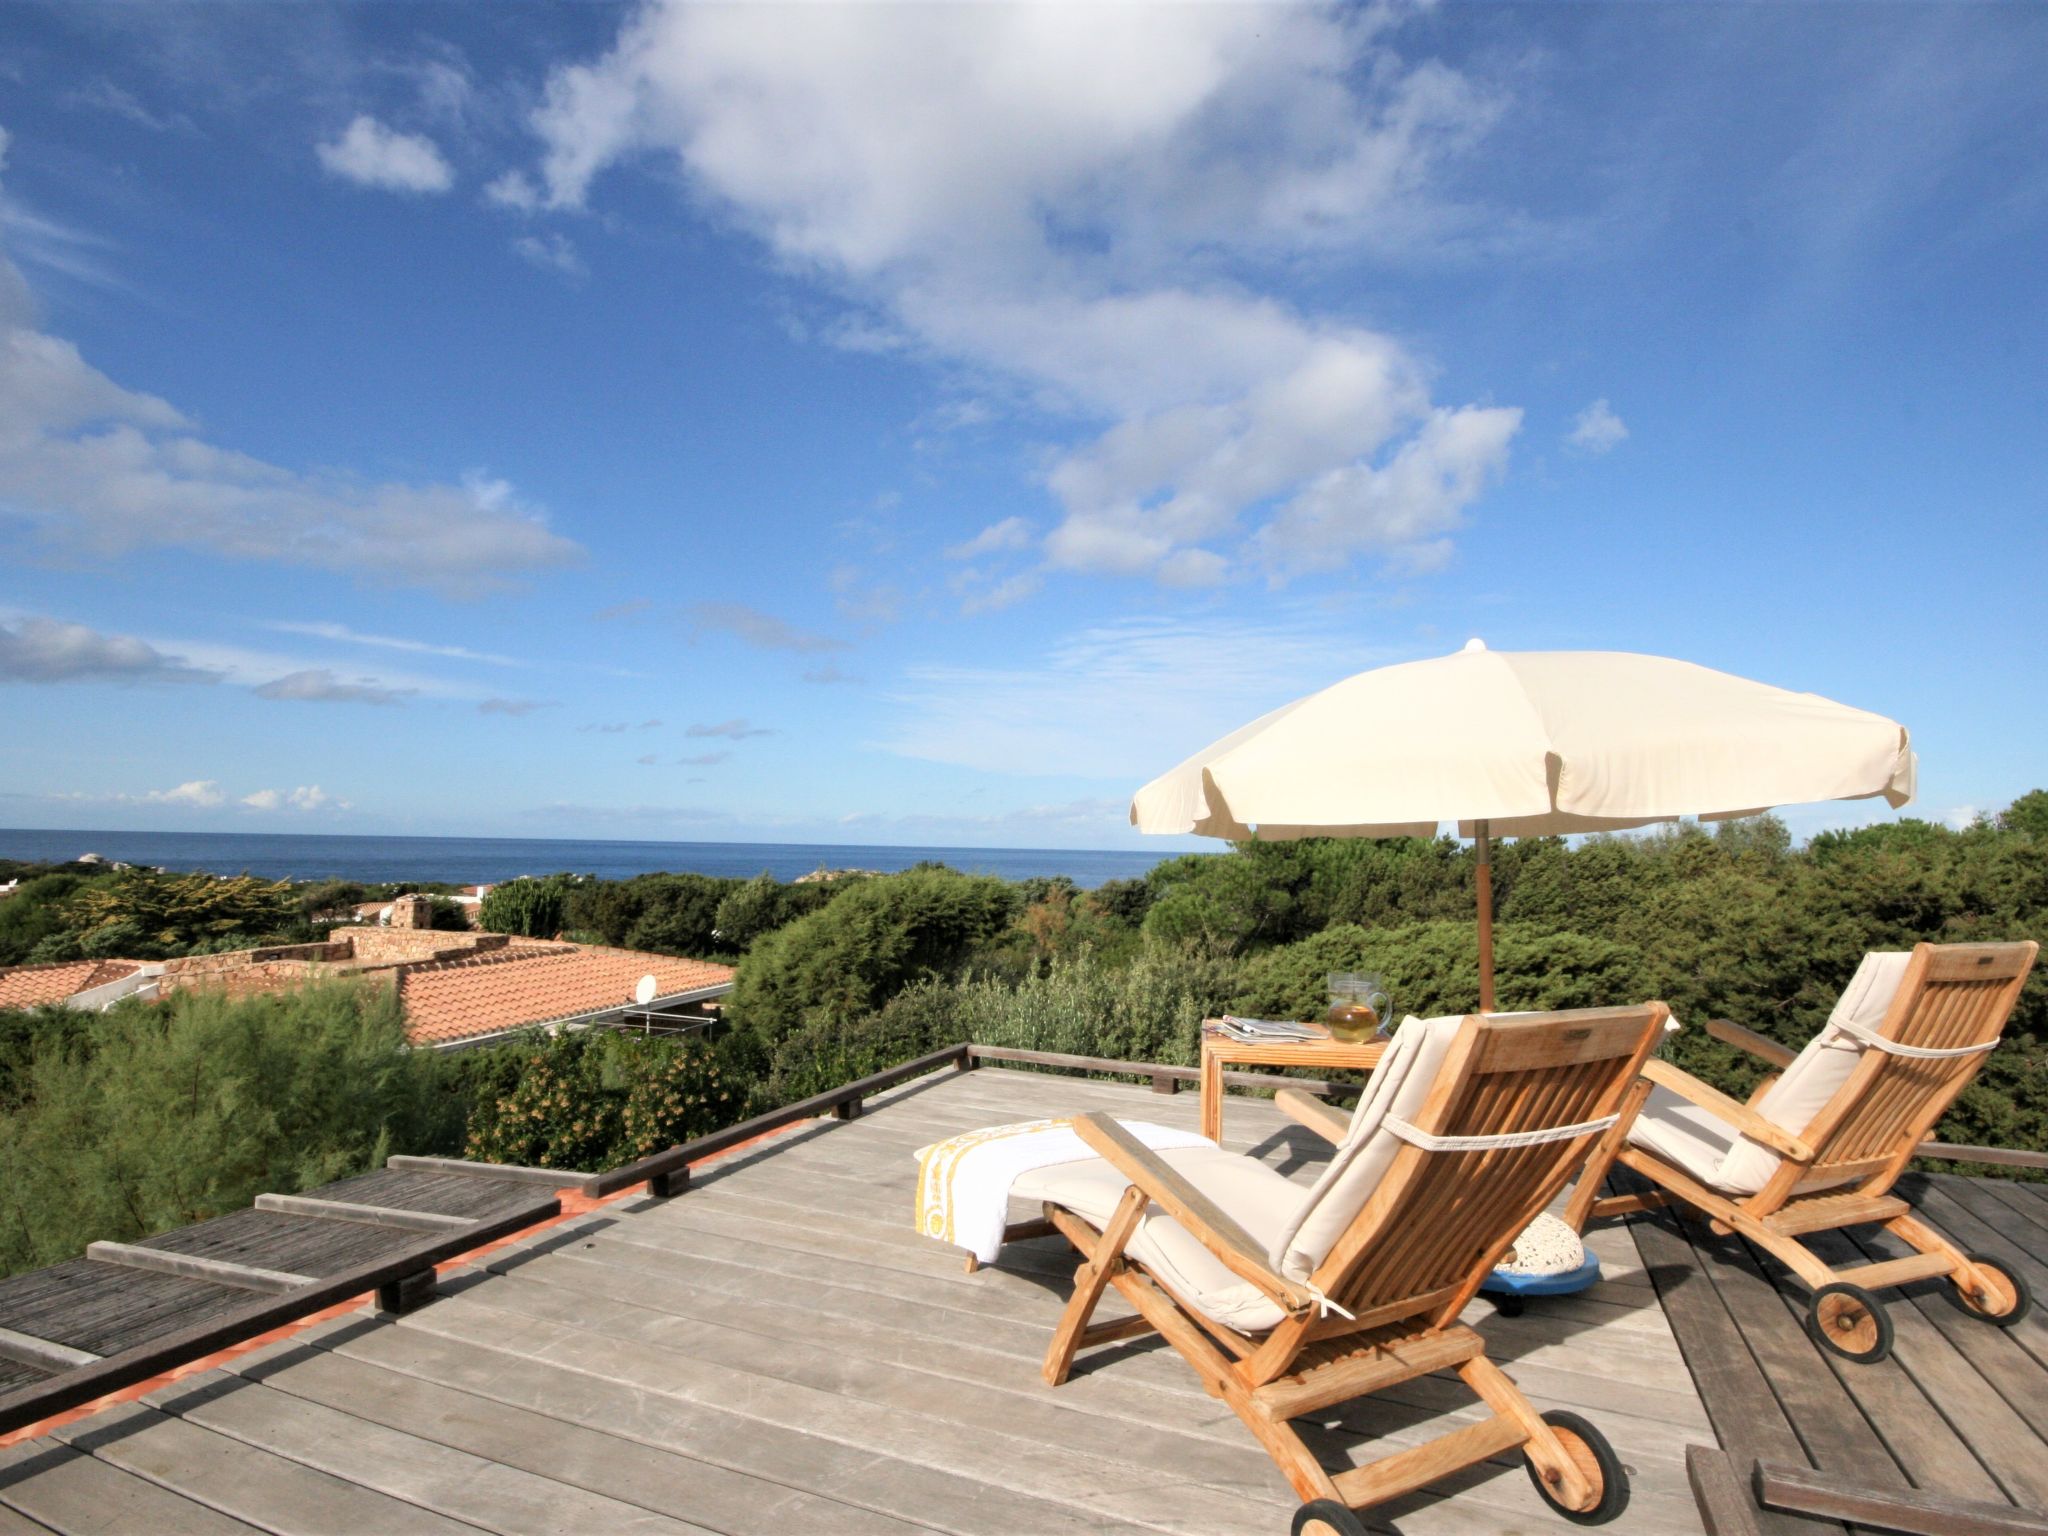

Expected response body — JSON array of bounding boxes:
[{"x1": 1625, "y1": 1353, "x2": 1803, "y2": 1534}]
[{"x1": 1481, "y1": 1250, "x2": 1602, "y2": 1301}]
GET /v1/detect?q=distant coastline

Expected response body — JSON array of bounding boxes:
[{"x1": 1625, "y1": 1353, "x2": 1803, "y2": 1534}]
[{"x1": 0, "y1": 828, "x2": 1175, "y2": 889}]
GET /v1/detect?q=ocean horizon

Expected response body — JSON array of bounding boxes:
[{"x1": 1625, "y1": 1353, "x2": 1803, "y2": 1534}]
[{"x1": 0, "y1": 827, "x2": 1179, "y2": 889}]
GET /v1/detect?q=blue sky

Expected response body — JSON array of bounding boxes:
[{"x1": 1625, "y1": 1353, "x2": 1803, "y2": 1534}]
[{"x1": 1, "y1": 2, "x2": 2043, "y2": 850}]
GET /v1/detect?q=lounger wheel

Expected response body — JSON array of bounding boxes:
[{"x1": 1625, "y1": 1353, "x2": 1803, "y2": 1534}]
[
  {"x1": 1525, "y1": 1409, "x2": 1629, "y2": 1524},
  {"x1": 1948, "y1": 1252, "x2": 2032, "y2": 1328},
  {"x1": 1291, "y1": 1499, "x2": 1368, "y2": 1536},
  {"x1": 1805, "y1": 1281, "x2": 1892, "y2": 1363}
]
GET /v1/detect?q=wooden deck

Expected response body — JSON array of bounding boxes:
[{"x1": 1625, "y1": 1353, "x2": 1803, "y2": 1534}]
[
  {"x1": 0, "y1": 1063, "x2": 1713, "y2": 1534},
  {"x1": 1624, "y1": 1165, "x2": 2048, "y2": 1534}
]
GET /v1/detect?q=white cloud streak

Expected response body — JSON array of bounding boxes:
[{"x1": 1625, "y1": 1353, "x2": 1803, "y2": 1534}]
[
  {"x1": 266, "y1": 620, "x2": 518, "y2": 666},
  {"x1": 882, "y1": 615, "x2": 1399, "y2": 780},
  {"x1": 686, "y1": 600, "x2": 847, "y2": 653}
]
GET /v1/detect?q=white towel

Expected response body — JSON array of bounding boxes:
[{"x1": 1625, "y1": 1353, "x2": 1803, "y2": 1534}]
[{"x1": 914, "y1": 1116, "x2": 1214, "y2": 1265}]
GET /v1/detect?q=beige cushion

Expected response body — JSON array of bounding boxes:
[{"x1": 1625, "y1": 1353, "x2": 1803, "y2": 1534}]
[
  {"x1": 1627, "y1": 1084, "x2": 1745, "y2": 1186},
  {"x1": 1629, "y1": 952, "x2": 1910, "y2": 1195},
  {"x1": 1272, "y1": 1014, "x2": 1466, "y2": 1281},
  {"x1": 1013, "y1": 1143, "x2": 1302, "y2": 1332}
]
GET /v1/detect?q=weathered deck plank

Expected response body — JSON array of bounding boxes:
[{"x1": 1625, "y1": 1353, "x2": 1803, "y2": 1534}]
[
  {"x1": 45, "y1": 1398, "x2": 486, "y2": 1535},
  {"x1": 0, "y1": 1436, "x2": 265, "y2": 1535},
  {"x1": 141, "y1": 1370, "x2": 712, "y2": 1536}
]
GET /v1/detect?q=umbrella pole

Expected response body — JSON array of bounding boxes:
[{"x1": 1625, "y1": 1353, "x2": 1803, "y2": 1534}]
[{"x1": 1474, "y1": 819, "x2": 1496, "y2": 1013}]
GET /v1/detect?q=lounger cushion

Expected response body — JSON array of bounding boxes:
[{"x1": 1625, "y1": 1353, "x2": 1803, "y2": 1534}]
[
  {"x1": 1014, "y1": 1144, "x2": 1302, "y2": 1333},
  {"x1": 1626, "y1": 1084, "x2": 1745, "y2": 1187},
  {"x1": 1274, "y1": 1014, "x2": 1467, "y2": 1281},
  {"x1": 1627, "y1": 952, "x2": 1910, "y2": 1195}
]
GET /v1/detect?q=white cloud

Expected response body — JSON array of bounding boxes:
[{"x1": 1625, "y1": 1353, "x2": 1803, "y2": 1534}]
[
  {"x1": 826, "y1": 565, "x2": 901, "y2": 629},
  {"x1": 686, "y1": 600, "x2": 846, "y2": 653},
  {"x1": 686, "y1": 718, "x2": 773, "y2": 740},
  {"x1": 945, "y1": 516, "x2": 1033, "y2": 560},
  {"x1": 253, "y1": 668, "x2": 412, "y2": 705},
  {"x1": 956, "y1": 570, "x2": 1042, "y2": 616},
  {"x1": 485, "y1": 170, "x2": 543, "y2": 211},
  {"x1": 801, "y1": 665, "x2": 861, "y2": 686},
  {"x1": 144, "y1": 779, "x2": 224, "y2": 808},
  {"x1": 0, "y1": 142, "x2": 576, "y2": 595},
  {"x1": 1254, "y1": 404, "x2": 1521, "y2": 574},
  {"x1": 507, "y1": 3, "x2": 1518, "y2": 586},
  {"x1": 1565, "y1": 398, "x2": 1628, "y2": 456},
  {"x1": 266, "y1": 620, "x2": 516, "y2": 666},
  {"x1": 882, "y1": 614, "x2": 1397, "y2": 780},
  {"x1": 0, "y1": 165, "x2": 580, "y2": 593},
  {"x1": 316, "y1": 115, "x2": 454, "y2": 194},
  {"x1": 0, "y1": 613, "x2": 219, "y2": 684},
  {"x1": 243, "y1": 784, "x2": 347, "y2": 812},
  {"x1": 513, "y1": 231, "x2": 586, "y2": 278}
]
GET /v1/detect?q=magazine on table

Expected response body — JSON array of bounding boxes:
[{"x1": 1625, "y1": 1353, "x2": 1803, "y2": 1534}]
[{"x1": 1210, "y1": 1014, "x2": 1324, "y2": 1043}]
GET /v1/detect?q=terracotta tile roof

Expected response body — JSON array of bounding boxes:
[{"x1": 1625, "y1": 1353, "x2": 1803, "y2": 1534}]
[
  {"x1": 0, "y1": 959, "x2": 141, "y2": 1009},
  {"x1": 397, "y1": 945, "x2": 734, "y2": 1047}
]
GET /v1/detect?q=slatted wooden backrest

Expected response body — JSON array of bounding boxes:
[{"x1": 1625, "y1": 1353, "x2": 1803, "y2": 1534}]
[
  {"x1": 1307, "y1": 1004, "x2": 1666, "y2": 1328},
  {"x1": 1782, "y1": 941, "x2": 2037, "y2": 1198}
]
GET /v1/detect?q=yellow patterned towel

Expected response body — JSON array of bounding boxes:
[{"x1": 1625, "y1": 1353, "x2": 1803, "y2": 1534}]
[{"x1": 914, "y1": 1116, "x2": 1213, "y2": 1264}]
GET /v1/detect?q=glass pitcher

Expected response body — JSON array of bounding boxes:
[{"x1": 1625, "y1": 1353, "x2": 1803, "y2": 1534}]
[{"x1": 1323, "y1": 972, "x2": 1391, "y2": 1043}]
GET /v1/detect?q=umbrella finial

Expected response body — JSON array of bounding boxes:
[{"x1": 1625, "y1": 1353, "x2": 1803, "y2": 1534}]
[{"x1": 1463, "y1": 637, "x2": 1487, "y2": 653}]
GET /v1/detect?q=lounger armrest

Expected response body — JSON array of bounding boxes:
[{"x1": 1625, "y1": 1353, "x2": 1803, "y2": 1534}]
[
  {"x1": 1640, "y1": 1059, "x2": 1814, "y2": 1163},
  {"x1": 1703, "y1": 1017, "x2": 1797, "y2": 1070},
  {"x1": 1071, "y1": 1113, "x2": 1316, "y2": 1315},
  {"x1": 1275, "y1": 1087, "x2": 1349, "y2": 1146}
]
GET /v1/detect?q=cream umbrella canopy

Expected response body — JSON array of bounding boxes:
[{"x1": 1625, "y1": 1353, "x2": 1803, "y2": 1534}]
[{"x1": 1130, "y1": 641, "x2": 1916, "y2": 1010}]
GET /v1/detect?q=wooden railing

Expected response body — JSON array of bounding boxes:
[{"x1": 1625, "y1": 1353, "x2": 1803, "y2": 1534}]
[
  {"x1": 580, "y1": 1040, "x2": 2048, "y2": 1203},
  {"x1": 0, "y1": 1169, "x2": 561, "y2": 1438},
  {"x1": 578, "y1": 1041, "x2": 1368, "y2": 1199}
]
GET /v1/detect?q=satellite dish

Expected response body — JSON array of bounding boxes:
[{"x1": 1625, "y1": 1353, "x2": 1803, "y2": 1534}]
[{"x1": 634, "y1": 974, "x2": 659, "y2": 1006}]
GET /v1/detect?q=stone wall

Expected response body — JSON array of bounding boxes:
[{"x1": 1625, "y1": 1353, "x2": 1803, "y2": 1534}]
[
  {"x1": 156, "y1": 960, "x2": 331, "y2": 999},
  {"x1": 333, "y1": 928, "x2": 510, "y2": 966}
]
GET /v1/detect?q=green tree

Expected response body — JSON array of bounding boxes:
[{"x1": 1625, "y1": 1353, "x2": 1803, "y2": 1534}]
[
  {"x1": 62, "y1": 870, "x2": 295, "y2": 958},
  {"x1": 727, "y1": 869, "x2": 1016, "y2": 1049},
  {"x1": 712, "y1": 873, "x2": 842, "y2": 951},
  {"x1": 479, "y1": 875, "x2": 577, "y2": 939},
  {"x1": 0, "y1": 981, "x2": 454, "y2": 1276}
]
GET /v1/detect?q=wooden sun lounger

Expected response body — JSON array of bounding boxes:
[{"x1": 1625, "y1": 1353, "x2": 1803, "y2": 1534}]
[
  {"x1": 1010, "y1": 1004, "x2": 1667, "y2": 1534},
  {"x1": 1566, "y1": 940, "x2": 2039, "y2": 1363}
]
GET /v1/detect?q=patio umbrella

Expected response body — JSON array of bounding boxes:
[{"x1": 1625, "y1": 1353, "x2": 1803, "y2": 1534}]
[{"x1": 1130, "y1": 641, "x2": 1916, "y2": 1010}]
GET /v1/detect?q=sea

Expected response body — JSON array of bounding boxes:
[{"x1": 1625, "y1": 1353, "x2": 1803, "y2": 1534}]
[{"x1": 0, "y1": 828, "x2": 1179, "y2": 889}]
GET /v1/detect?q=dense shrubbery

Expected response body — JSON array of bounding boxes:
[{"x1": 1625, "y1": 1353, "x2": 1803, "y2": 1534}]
[
  {"x1": 458, "y1": 1030, "x2": 735, "y2": 1170},
  {"x1": 0, "y1": 982, "x2": 456, "y2": 1275},
  {"x1": 745, "y1": 798, "x2": 2046, "y2": 1162},
  {"x1": 0, "y1": 868, "x2": 302, "y2": 965},
  {"x1": 565, "y1": 872, "x2": 739, "y2": 955},
  {"x1": 728, "y1": 869, "x2": 1017, "y2": 1050},
  {"x1": 478, "y1": 874, "x2": 580, "y2": 938}
]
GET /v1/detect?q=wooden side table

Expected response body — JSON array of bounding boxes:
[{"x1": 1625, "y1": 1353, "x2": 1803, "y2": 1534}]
[{"x1": 1199, "y1": 1020, "x2": 1386, "y2": 1142}]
